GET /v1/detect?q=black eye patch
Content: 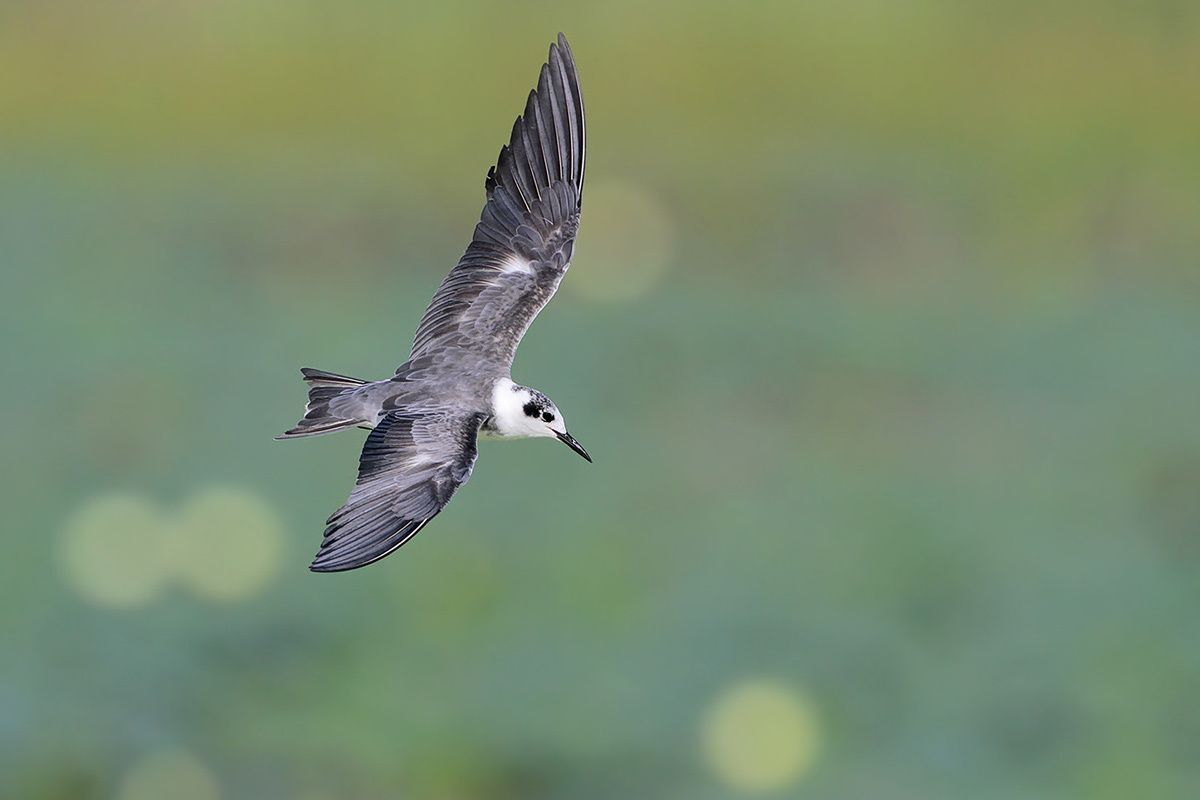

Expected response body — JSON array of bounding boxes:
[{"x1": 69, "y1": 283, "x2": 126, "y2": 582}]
[
  {"x1": 523, "y1": 402, "x2": 540, "y2": 418},
  {"x1": 542, "y1": 412, "x2": 555, "y2": 422}
]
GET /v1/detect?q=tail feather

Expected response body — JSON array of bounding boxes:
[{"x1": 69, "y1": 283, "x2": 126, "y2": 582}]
[{"x1": 277, "y1": 368, "x2": 369, "y2": 439}]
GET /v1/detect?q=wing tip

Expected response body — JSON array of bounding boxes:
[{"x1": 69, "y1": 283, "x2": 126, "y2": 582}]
[
  {"x1": 554, "y1": 32, "x2": 574, "y2": 62},
  {"x1": 308, "y1": 559, "x2": 354, "y2": 573},
  {"x1": 308, "y1": 517, "x2": 434, "y2": 573},
  {"x1": 484, "y1": 32, "x2": 584, "y2": 203}
]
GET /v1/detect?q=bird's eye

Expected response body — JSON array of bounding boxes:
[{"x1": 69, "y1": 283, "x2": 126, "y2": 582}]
[
  {"x1": 523, "y1": 402, "x2": 539, "y2": 417},
  {"x1": 542, "y1": 412, "x2": 555, "y2": 422}
]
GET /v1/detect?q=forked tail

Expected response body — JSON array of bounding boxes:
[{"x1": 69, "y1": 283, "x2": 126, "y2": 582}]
[{"x1": 277, "y1": 368, "x2": 368, "y2": 439}]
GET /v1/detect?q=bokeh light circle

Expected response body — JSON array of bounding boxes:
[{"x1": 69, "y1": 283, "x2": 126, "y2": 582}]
[
  {"x1": 59, "y1": 493, "x2": 172, "y2": 608},
  {"x1": 173, "y1": 486, "x2": 284, "y2": 602},
  {"x1": 702, "y1": 679, "x2": 821, "y2": 793},
  {"x1": 567, "y1": 179, "x2": 674, "y2": 302},
  {"x1": 117, "y1": 749, "x2": 220, "y2": 800}
]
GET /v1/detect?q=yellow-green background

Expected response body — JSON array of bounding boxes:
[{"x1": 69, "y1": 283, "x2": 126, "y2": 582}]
[{"x1": 3, "y1": 2, "x2": 1198, "y2": 798}]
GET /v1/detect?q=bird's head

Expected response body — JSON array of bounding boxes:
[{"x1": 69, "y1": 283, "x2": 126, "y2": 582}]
[{"x1": 491, "y1": 380, "x2": 591, "y2": 462}]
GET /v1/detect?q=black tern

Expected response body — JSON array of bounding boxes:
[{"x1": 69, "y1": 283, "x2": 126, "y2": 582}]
[{"x1": 279, "y1": 34, "x2": 588, "y2": 572}]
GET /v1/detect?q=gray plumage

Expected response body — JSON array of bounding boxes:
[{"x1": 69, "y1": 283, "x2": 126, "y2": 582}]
[{"x1": 278, "y1": 34, "x2": 588, "y2": 573}]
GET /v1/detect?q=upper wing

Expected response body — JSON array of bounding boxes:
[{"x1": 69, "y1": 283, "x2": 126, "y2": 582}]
[
  {"x1": 406, "y1": 33, "x2": 585, "y2": 368},
  {"x1": 309, "y1": 411, "x2": 484, "y2": 572}
]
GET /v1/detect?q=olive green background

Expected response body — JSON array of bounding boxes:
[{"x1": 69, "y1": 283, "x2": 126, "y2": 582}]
[{"x1": 3, "y1": 1, "x2": 1199, "y2": 798}]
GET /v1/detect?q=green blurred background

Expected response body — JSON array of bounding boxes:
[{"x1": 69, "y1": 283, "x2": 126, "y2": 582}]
[{"x1": 3, "y1": 1, "x2": 1199, "y2": 798}]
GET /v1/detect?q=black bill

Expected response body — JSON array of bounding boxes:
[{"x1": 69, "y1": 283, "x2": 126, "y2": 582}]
[{"x1": 555, "y1": 430, "x2": 592, "y2": 463}]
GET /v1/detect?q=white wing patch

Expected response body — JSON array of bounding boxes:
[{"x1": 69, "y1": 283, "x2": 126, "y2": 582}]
[{"x1": 498, "y1": 254, "x2": 534, "y2": 275}]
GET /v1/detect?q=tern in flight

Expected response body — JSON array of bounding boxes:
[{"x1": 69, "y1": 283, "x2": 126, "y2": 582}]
[{"x1": 279, "y1": 34, "x2": 589, "y2": 572}]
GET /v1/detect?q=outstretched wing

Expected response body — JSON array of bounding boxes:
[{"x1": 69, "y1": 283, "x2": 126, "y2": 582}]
[
  {"x1": 407, "y1": 33, "x2": 585, "y2": 368},
  {"x1": 310, "y1": 411, "x2": 484, "y2": 572}
]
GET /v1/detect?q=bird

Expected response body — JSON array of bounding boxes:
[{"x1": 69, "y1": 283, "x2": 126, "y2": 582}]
[{"x1": 277, "y1": 33, "x2": 590, "y2": 573}]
